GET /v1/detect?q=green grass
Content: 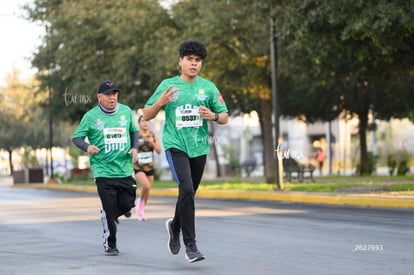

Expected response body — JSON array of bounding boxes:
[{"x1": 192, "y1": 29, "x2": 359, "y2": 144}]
[
  {"x1": 199, "y1": 182, "x2": 274, "y2": 191},
  {"x1": 285, "y1": 182, "x2": 376, "y2": 192},
  {"x1": 62, "y1": 176, "x2": 414, "y2": 193},
  {"x1": 387, "y1": 183, "x2": 414, "y2": 192}
]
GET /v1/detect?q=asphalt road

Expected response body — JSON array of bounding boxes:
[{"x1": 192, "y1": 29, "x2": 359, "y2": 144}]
[{"x1": 1, "y1": 185, "x2": 414, "y2": 275}]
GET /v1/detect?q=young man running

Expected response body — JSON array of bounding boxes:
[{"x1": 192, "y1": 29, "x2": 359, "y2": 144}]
[{"x1": 143, "y1": 40, "x2": 228, "y2": 262}]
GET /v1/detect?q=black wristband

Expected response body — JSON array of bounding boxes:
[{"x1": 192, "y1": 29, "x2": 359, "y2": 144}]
[{"x1": 214, "y1": 113, "x2": 219, "y2": 121}]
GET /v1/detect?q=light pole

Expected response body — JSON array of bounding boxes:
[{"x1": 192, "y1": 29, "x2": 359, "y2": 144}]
[
  {"x1": 270, "y1": 17, "x2": 282, "y2": 190},
  {"x1": 46, "y1": 25, "x2": 54, "y2": 182},
  {"x1": 48, "y1": 81, "x2": 54, "y2": 180}
]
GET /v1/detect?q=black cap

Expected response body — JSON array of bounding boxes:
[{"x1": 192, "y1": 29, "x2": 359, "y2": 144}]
[{"x1": 98, "y1": 80, "x2": 119, "y2": 94}]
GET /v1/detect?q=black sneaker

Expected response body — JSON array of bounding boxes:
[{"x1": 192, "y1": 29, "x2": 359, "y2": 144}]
[
  {"x1": 105, "y1": 247, "x2": 119, "y2": 256},
  {"x1": 124, "y1": 210, "x2": 131, "y2": 218},
  {"x1": 185, "y1": 243, "x2": 205, "y2": 263},
  {"x1": 115, "y1": 211, "x2": 131, "y2": 224},
  {"x1": 165, "y1": 218, "x2": 180, "y2": 255}
]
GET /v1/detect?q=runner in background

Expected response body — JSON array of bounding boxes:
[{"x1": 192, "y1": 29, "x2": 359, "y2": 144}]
[{"x1": 134, "y1": 115, "x2": 161, "y2": 220}]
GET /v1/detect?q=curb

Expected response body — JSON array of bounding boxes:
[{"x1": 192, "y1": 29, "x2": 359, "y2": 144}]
[
  {"x1": 195, "y1": 189, "x2": 414, "y2": 209},
  {"x1": 11, "y1": 183, "x2": 414, "y2": 209}
]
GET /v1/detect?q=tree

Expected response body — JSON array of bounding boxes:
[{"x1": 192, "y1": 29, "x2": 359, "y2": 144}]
[
  {"x1": 278, "y1": 0, "x2": 414, "y2": 174},
  {"x1": 170, "y1": 0, "x2": 279, "y2": 183},
  {"x1": 25, "y1": 0, "x2": 282, "y2": 182},
  {"x1": 0, "y1": 70, "x2": 48, "y2": 174},
  {"x1": 24, "y1": 0, "x2": 178, "y2": 122},
  {"x1": 24, "y1": 0, "x2": 414, "y2": 178}
]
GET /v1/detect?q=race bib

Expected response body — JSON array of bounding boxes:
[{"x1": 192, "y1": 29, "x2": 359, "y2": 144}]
[
  {"x1": 175, "y1": 105, "x2": 203, "y2": 128},
  {"x1": 103, "y1": 128, "x2": 127, "y2": 153},
  {"x1": 138, "y1": 152, "x2": 153, "y2": 164},
  {"x1": 103, "y1": 128, "x2": 127, "y2": 144}
]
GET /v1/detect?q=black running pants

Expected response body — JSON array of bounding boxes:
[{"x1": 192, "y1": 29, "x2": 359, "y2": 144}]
[
  {"x1": 165, "y1": 148, "x2": 206, "y2": 246},
  {"x1": 95, "y1": 176, "x2": 136, "y2": 250}
]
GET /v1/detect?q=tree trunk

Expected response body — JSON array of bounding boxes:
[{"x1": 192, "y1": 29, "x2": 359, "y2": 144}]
[
  {"x1": 358, "y1": 99, "x2": 370, "y2": 175},
  {"x1": 209, "y1": 122, "x2": 222, "y2": 177},
  {"x1": 8, "y1": 148, "x2": 13, "y2": 176},
  {"x1": 260, "y1": 98, "x2": 276, "y2": 183}
]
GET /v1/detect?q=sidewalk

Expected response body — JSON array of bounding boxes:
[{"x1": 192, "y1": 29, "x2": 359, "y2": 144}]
[{"x1": 4, "y1": 176, "x2": 414, "y2": 209}]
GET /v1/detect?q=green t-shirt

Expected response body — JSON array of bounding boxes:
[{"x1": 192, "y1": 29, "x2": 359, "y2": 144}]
[
  {"x1": 72, "y1": 103, "x2": 139, "y2": 178},
  {"x1": 145, "y1": 76, "x2": 228, "y2": 157}
]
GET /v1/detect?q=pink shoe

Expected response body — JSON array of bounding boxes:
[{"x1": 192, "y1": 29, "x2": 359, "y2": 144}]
[{"x1": 136, "y1": 198, "x2": 146, "y2": 221}]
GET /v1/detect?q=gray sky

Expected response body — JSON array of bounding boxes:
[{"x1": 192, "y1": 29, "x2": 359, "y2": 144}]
[{"x1": 0, "y1": 0, "x2": 43, "y2": 83}]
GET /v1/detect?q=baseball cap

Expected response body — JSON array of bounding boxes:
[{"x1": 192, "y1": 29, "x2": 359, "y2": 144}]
[{"x1": 98, "y1": 80, "x2": 119, "y2": 94}]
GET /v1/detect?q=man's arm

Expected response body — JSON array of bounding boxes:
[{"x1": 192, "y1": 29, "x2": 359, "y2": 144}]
[
  {"x1": 130, "y1": 131, "x2": 139, "y2": 151},
  {"x1": 143, "y1": 86, "x2": 178, "y2": 120},
  {"x1": 128, "y1": 131, "x2": 139, "y2": 163},
  {"x1": 199, "y1": 106, "x2": 229, "y2": 125},
  {"x1": 143, "y1": 102, "x2": 162, "y2": 121},
  {"x1": 72, "y1": 137, "x2": 89, "y2": 152},
  {"x1": 215, "y1": 112, "x2": 229, "y2": 124},
  {"x1": 72, "y1": 137, "x2": 100, "y2": 154}
]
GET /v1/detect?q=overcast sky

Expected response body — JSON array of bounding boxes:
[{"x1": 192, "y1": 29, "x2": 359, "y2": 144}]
[
  {"x1": 0, "y1": 1, "x2": 176, "y2": 85},
  {"x1": 0, "y1": 0, "x2": 44, "y2": 83}
]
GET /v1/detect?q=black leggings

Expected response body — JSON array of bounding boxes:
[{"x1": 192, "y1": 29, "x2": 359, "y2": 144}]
[{"x1": 165, "y1": 148, "x2": 206, "y2": 246}]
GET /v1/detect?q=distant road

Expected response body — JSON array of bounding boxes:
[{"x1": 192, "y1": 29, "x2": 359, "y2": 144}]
[{"x1": 1, "y1": 185, "x2": 413, "y2": 275}]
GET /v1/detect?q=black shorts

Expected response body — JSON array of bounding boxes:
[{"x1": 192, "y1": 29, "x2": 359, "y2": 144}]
[{"x1": 134, "y1": 169, "x2": 155, "y2": 177}]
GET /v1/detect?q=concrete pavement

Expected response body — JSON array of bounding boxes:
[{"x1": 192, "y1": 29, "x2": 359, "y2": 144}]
[{"x1": 4, "y1": 176, "x2": 414, "y2": 209}]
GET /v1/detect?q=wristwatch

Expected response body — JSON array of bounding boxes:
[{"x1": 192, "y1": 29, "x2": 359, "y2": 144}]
[{"x1": 214, "y1": 113, "x2": 219, "y2": 121}]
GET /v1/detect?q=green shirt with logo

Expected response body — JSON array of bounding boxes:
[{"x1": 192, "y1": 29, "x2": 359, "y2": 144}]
[
  {"x1": 145, "y1": 76, "x2": 228, "y2": 158},
  {"x1": 72, "y1": 104, "x2": 138, "y2": 178}
]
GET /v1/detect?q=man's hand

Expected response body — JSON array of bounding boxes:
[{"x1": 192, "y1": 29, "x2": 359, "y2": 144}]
[
  {"x1": 158, "y1": 85, "x2": 178, "y2": 106},
  {"x1": 128, "y1": 148, "x2": 138, "y2": 163},
  {"x1": 87, "y1": 145, "x2": 100, "y2": 155},
  {"x1": 142, "y1": 86, "x2": 177, "y2": 121},
  {"x1": 199, "y1": 106, "x2": 215, "y2": 121}
]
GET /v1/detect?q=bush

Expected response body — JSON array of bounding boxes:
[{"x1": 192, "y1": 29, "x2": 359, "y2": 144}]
[
  {"x1": 355, "y1": 152, "x2": 376, "y2": 175},
  {"x1": 397, "y1": 160, "x2": 410, "y2": 176},
  {"x1": 387, "y1": 156, "x2": 397, "y2": 176}
]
